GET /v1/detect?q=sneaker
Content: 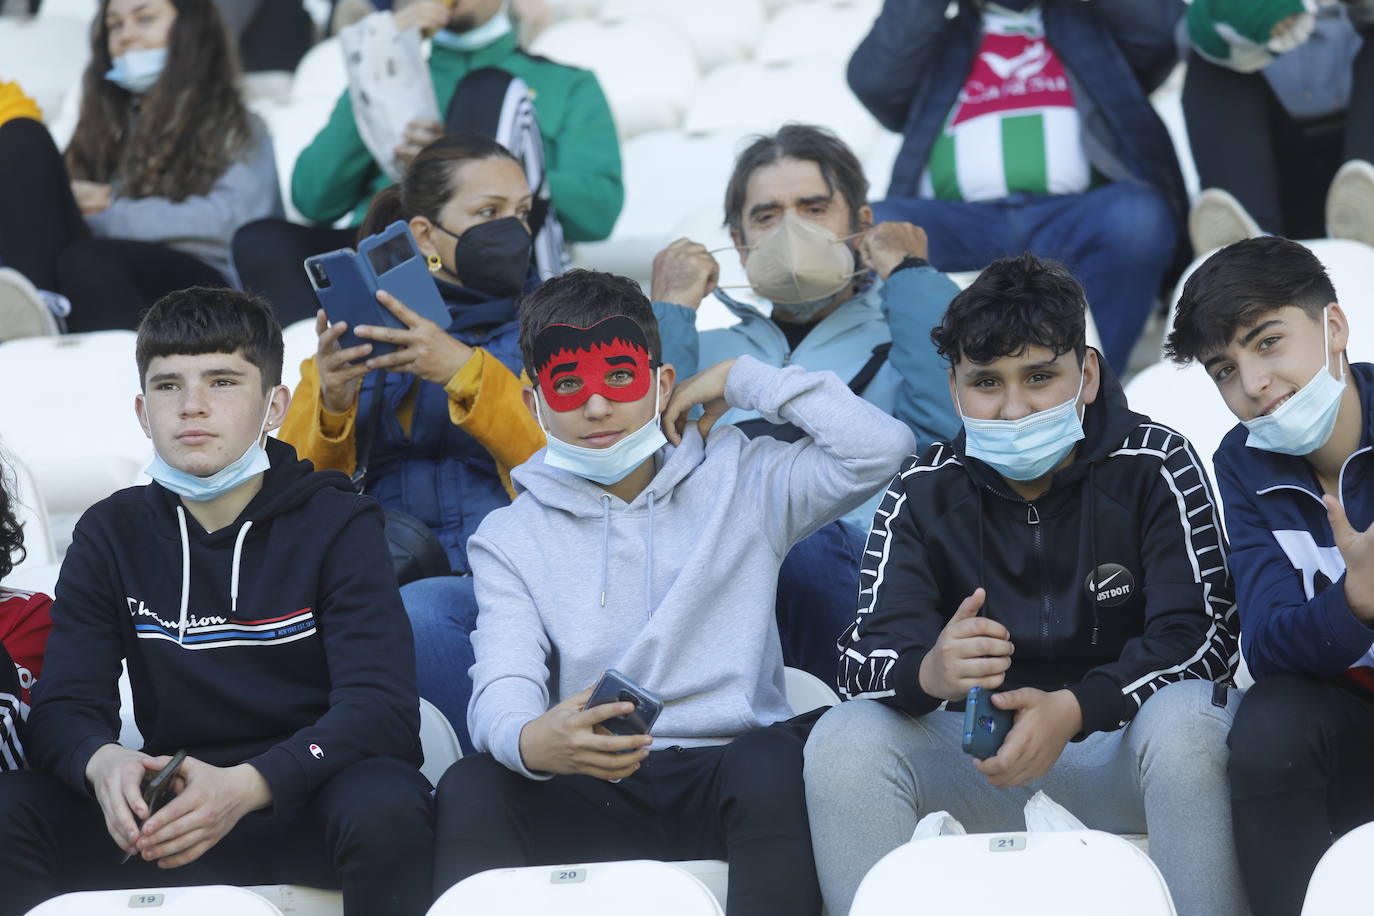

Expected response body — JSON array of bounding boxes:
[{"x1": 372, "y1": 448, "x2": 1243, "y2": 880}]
[
  {"x1": 1327, "y1": 159, "x2": 1374, "y2": 249},
  {"x1": 0, "y1": 267, "x2": 61, "y2": 341},
  {"x1": 1189, "y1": 188, "x2": 1261, "y2": 256}
]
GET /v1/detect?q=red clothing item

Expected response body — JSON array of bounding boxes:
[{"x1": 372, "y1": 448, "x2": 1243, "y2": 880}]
[{"x1": 0, "y1": 587, "x2": 52, "y2": 705}]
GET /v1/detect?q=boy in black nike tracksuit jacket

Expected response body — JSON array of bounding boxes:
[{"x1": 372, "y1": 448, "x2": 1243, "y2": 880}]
[
  {"x1": 0, "y1": 289, "x2": 432, "y2": 916},
  {"x1": 803, "y1": 254, "x2": 1244, "y2": 916}
]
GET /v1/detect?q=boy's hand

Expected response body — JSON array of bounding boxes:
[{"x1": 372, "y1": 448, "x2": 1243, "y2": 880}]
[
  {"x1": 975, "y1": 688, "x2": 1082, "y2": 788},
  {"x1": 357, "y1": 290, "x2": 474, "y2": 385},
  {"x1": 1325, "y1": 495, "x2": 1374, "y2": 621},
  {"x1": 518, "y1": 688, "x2": 653, "y2": 780},
  {"x1": 859, "y1": 222, "x2": 929, "y2": 280},
  {"x1": 662, "y1": 359, "x2": 737, "y2": 446},
  {"x1": 133, "y1": 759, "x2": 271, "y2": 868},
  {"x1": 85, "y1": 743, "x2": 159, "y2": 855},
  {"x1": 315, "y1": 309, "x2": 373, "y2": 414},
  {"x1": 649, "y1": 238, "x2": 720, "y2": 311},
  {"x1": 917, "y1": 588, "x2": 1014, "y2": 701}
]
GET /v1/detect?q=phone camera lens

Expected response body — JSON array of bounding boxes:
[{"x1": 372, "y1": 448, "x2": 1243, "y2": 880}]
[{"x1": 618, "y1": 690, "x2": 636, "y2": 705}]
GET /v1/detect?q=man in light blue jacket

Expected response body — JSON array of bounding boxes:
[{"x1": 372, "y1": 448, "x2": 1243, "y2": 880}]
[{"x1": 648, "y1": 124, "x2": 959, "y2": 684}]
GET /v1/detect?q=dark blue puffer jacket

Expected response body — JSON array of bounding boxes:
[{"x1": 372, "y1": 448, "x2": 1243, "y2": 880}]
[{"x1": 358, "y1": 279, "x2": 522, "y2": 573}]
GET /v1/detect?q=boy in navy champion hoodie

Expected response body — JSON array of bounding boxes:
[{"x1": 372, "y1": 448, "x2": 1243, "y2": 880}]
[
  {"x1": 1167, "y1": 237, "x2": 1374, "y2": 916},
  {"x1": 0, "y1": 288, "x2": 433, "y2": 916}
]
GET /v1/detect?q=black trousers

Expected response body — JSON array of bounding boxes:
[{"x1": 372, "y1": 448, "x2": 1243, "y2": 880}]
[
  {"x1": 0, "y1": 757, "x2": 435, "y2": 916},
  {"x1": 434, "y1": 717, "x2": 823, "y2": 915},
  {"x1": 1182, "y1": 38, "x2": 1374, "y2": 238},
  {"x1": 232, "y1": 219, "x2": 354, "y2": 326},
  {"x1": 1228, "y1": 674, "x2": 1374, "y2": 916},
  {"x1": 0, "y1": 117, "x2": 225, "y2": 332}
]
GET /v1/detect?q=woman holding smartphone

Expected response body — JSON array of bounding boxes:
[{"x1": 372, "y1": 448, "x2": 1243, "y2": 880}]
[
  {"x1": 0, "y1": 0, "x2": 280, "y2": 336},
  {"x1": 279, "y1": 133, "x2": 544, "y2": 751}
]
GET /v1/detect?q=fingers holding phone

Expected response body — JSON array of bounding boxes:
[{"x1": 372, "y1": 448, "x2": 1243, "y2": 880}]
[
  {"x1": 518, "y1": 683, "x2": 655, "y2": 781},
  {"x1": 315, "y1": 309, "x2": 373, "y2": 414},
  {"x1": 84, "y1": 743, "x2": 163, "y2": 855},
  {"x1": 133, "y1": 758, "x2": 272, "y2": 869},
  {"x1": 917, "y1": 588, "x2": 1015, "y2": 701}
]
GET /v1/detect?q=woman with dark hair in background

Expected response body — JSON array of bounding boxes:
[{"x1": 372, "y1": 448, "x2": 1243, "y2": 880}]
[
  {"x1": 0, "y1": 0, "x2": 280, "y2": 338},
  {"x1": 279, "y1": 132, "x2": 542, "y2": 750}
]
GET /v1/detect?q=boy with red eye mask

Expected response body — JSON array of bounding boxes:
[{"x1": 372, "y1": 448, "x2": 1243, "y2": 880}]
[{"x1": 431, "y1": 269, "x2": 914, "y2": 914}]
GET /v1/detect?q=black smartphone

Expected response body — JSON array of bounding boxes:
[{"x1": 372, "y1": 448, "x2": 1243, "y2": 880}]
[
  {"x1": 962, "y1": 687, "x2": 1014, "y2": 760},
  {"x1": 587, "y1": 669, "x2": 664, "y2": 737},
  {"x1": 120, "y1": 749, "x2": 187, "y2": 864}
]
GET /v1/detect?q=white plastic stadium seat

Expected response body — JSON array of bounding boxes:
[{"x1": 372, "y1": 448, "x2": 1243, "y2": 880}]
[
  {"x1": 25, "y1": 886, "x2": 285, "y2": 916},
  {"x1": 683, "y1": 59, "x2": 879, "y2": 153},
  {"x1": 754, "y1": 0, "x2": 882, "y2": 67},
  {"x1": 0, "y1": 15, "x2": 90, "y2": 124},
  {"x1": 784, "y1": 666, "x2": 841, "y2": 712},
  {"x1": 2, "y1": 450, "x2": 56, "y2": 574},
  {"x1": 0, "y1": 332, "x2": 148, "y2": 555},
  {"x1": 427, "y1": 859, "x2": 724, "y2": 915},
  {"x1": 418, "y1": 696, "x2": 463, "y2": 787},
  {"x1": 851, "y1": 830, "x2": 1176, "y2": 916},
  {"x1": 1301, "y1": 821, "x2": 1374, "y2": 914},
  {"x1": 598, "y1": 0, "x2": 765, "y2": 72},
  {"x1": 530, "y1": 19, "x2": 698, "y2": 139},
  {"x1": 35, "y1": 0, "x2": 99, "y2": 21},
  {"x1": 290, "y1": 38, "x2": 348, "y2": 106},
  {"x1": 279, "y1": 318, "x2": 320, "y2": 399}
]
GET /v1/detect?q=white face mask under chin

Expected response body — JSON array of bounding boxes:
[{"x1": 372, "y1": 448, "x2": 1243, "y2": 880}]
[{"x1": 534, "y1": 370, "x2": 669, "y2": 485}]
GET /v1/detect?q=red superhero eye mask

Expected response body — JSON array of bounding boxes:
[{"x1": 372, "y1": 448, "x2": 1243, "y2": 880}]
[{"x1": 533, "y1": 316, "x2": 656, "y2": 412}]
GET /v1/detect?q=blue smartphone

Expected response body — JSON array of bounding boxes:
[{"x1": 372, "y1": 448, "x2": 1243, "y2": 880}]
[
  {"x1": 962, "y1": 687, "x2": 1014, "y2": 759},
  {"x1": 304, "y1": 221, "x2": 450, "y2": 358},
  {"x1": 588, "y1": 669, "x2": 664, "y2": 737}
]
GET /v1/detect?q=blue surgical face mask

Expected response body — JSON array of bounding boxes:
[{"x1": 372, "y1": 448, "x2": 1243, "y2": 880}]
[
  {"x1": 535, "y1": 370, "x2": 668, "y2": 486},
  {"x1": 431, "y1": 9, "x2": 512, "y2": 51},
  {"x1": 145, "y1": 391, "x2": 277, "y2": 502},
  {"x1": 958, "y1": 365, "x2": 1086, "y2": 482},
  {"x1": 1243, "y1": 306, "x2": 1347, "y2": 456},
  {"x1": 105, "y1": 47, "x2": 167, "y2": 94}
]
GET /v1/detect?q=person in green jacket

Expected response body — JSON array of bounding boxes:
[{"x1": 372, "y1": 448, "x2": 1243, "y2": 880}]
[{"x1": 233, "y1": 0, "x2": 623, "y2": 324}]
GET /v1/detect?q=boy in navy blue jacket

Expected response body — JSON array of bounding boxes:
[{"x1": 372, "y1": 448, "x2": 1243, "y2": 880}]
[
  {"x1": 0, "y1": 288, "x2": 433, "y2": 916},
  {"x1": 1167, "y1": 237, "x2": 1374, "y2": 916}
]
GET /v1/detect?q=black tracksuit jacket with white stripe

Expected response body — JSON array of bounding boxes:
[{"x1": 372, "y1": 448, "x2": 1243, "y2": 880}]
[{"x1": 839, "y1": 360, "x2": 1239, "y2": 736}]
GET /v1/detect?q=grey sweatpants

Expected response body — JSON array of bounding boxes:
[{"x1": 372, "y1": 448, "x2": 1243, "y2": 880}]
[{"x1": 803, "y1": 679, "x2": 1245, "y2": 916}]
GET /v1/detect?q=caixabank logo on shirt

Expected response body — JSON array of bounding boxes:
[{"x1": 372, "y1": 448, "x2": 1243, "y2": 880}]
[{"x1": 1084, "y1": 563, "x2": 1136, "y2": 608}]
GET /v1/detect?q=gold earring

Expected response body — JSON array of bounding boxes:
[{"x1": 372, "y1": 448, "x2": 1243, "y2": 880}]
[{"x1": 427, "y1": 253, "x2": 442, "y2": 273}]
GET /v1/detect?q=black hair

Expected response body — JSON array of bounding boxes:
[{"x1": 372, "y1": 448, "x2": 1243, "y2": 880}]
[
  {"x1": 723, "y1": 123, "x2": 868, "y2": 240},
  {"x1": 932, "y1": 253, "x2": 1088, "y2": 366},
  {"x1": 517, "y1": 270, "x2": 662, "y2": 381},
  {"x1": 0, "y1": 459, "x2": 24, "y2": 581},
  {"x1": 135, "y1": 286, "x2": 284, "y2": 391},
  {"x1": 359, "y1": 132, "x2": 520, "y2": 240},
  {"x1": 1165, "y1": 237, "x2": 1337, "y2": 365}
]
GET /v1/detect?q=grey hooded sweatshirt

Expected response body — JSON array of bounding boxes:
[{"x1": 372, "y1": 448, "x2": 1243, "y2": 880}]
[{"x1": 467, "y1": 355, "x2": 916, "y2": 778}]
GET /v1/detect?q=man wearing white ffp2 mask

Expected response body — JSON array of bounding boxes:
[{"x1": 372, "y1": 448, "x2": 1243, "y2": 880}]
[{"x1": 644, "y1": 123, "x2": 963, "y2": 689}]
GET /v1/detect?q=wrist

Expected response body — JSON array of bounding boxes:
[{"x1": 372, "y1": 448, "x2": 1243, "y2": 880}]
[{"x1": 232, "y1": 764, "x2": 272, "y2": 813}]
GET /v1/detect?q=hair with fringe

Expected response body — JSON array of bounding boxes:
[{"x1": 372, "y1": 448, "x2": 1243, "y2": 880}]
[
  {"x1": 517, "y1": 269, "x2": 662, "y2": 382},
  {"x1": 932, "y1": 253, "x2": 1088, "y2": 366},
  {"x1": 723, "y1": 123, "x2": 869, "y2": 240},
  {"x1": 65, "y1": 0, "x2": 253, "y2": 202},
  {"x1": 1166, "y1": 237, "x2": 1337, "y2": 365},
  {"x1": 136, "y1": 286, "x2": 284, "y2": 391}
]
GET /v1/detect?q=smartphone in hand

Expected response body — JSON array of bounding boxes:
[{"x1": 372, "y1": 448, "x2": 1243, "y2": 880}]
[
  {"x1": 962, "y1": 687, "x2": 1013, "y2": 760},
  {"x1": 587, "y1": 669, "x2": 663, "y2": 737},
  {"x1": 120, "y1": 749, "x2": 187, "y2": 864}
]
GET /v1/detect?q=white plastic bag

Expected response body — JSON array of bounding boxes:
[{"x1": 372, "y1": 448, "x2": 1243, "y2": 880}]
[
  {"x1": 911, "y1": 810, "x2": 967, "y2": 842},
  {"x1": 339, "y1": 12, "x2": 441, "y2": 183},
  {"x1": 1022, "y1": 790, "x2": 1087, "y2": 832}
]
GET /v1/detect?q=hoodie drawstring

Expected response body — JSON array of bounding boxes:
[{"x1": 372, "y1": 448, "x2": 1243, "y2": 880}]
[
  {"x1": 599, "y1": 494, "x2": 612, "y2": 607},
  {"x1": 175, "y1": 507, "x2": 191, "y2": 644},
  {"x1": 645, "y1": 491, "x2": 656, "y2": 620},
  {"x1": 231, "y1": 520, "x2": 253, "y2": 617}
]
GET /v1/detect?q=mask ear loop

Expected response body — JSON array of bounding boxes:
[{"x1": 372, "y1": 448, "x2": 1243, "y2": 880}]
[{"x1": 1323, "y1": 305, "x2": 1347, "y2": 383}]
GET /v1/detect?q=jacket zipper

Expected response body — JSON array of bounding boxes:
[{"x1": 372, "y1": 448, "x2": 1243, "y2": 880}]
[{"x1": 1026, "y1": 503, "x2": 1051, "y2": 640}]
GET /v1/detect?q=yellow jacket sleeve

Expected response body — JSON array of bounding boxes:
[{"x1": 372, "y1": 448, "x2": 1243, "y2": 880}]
[
  {"x1": 280, "y1": 351, "x2": 545, "y2": 497},
  {"x1": 444, "y1": 349, "x2": 546, "y2": 497},
  {"x1": 0, "y1": 82, "x2": 42, "y2": 128},
  {"x1": 279, "y1": 356, "x2": 360, "y2": 477}
]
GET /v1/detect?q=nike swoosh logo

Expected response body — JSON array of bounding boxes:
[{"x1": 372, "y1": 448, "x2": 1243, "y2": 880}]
[
  {"x1": 980, "y1": 42, "x2": 1047, "y2": 80},
  {"x1": 1093, "y1": 569, "x2": 1125, "y2": 591}
]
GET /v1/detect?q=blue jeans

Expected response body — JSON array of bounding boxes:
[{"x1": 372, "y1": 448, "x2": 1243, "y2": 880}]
[
  {"x1": 400, "y1": 575, "x2": 479, "y2": 754},
  {"x1": 873, "y1": 181, "x2": 1177, "y2": 370},
  {"x1": 776, "y1": 520, "x2": 867, "y2": 688}
]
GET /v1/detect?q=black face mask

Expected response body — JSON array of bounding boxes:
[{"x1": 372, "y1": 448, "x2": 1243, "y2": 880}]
[{"x1": 439, "y1": 217, "x2": 532, "y2": 299}]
